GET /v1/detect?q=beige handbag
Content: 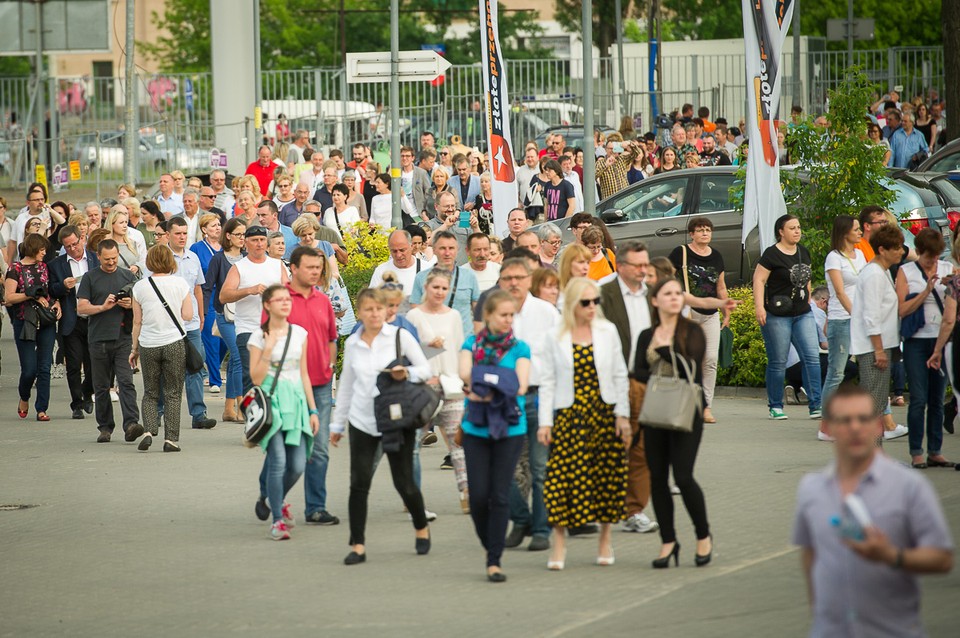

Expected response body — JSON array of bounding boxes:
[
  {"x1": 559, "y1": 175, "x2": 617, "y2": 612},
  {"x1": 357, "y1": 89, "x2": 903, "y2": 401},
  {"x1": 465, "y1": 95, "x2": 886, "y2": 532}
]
[{"x1": 638, "y1": 347, "x2": 702, "y2": 432}]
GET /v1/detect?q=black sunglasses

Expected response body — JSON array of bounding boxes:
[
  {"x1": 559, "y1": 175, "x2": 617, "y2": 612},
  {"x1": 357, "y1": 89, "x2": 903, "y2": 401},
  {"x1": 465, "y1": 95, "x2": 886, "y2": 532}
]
[{"x1": 579, "y1": 297, "x2": 601, "y2": 308}]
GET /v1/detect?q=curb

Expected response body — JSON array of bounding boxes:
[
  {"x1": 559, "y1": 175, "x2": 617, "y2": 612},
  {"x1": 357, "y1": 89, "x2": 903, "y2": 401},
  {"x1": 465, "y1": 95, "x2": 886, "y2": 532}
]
[{"x1": 714, "y1": 386, "x2": 767, "y2": 400}]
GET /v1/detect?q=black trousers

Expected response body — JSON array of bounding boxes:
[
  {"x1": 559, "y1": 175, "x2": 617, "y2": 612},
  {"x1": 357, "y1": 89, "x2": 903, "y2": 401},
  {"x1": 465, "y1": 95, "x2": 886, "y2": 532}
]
[
  {"x1": 62, "y1": 319, "x2": 93, "y2": 410},
  {"x1": 644, "y1": 421, "x2": 710, "y2": 544},
  {"x1": 90, "y1": 337, "x2": 139, "y2": 433},
  {"x1": 348, "y1": 425, "x2": 427, "y2": 546},
  {"x1": 462, "y1": 433, "x2": 525, "y2": 568}
]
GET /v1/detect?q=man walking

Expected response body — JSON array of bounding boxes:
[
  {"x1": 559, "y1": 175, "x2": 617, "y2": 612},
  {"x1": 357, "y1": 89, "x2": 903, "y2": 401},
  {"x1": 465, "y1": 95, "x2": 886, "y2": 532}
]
[
  {"x1": 77, "y1": 240, "x2": 142, "y2": 443},
  {"x1": 793, "y1": 384, "x2": 953, "y2": 636}
]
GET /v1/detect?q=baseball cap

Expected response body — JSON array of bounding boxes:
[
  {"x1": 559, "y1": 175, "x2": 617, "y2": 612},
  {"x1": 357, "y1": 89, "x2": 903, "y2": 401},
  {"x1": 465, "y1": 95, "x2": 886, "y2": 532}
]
[{"x1": 244, "y1": 226, "x2": 268, "y2": 238}]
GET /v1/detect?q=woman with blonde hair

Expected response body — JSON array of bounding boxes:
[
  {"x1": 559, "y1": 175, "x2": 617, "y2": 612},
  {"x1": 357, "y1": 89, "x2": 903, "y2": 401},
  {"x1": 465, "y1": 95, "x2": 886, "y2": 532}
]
[
  {"x1": 117, "y1": 183, "x2": 137, "y2": 200},
  {"x1": 170, "y1": 170, "x2": 186, "y2": 195},
  {"x1": 233, "y1": 191, "x2": 259, "y2": 227},
  {"x1": 191, "y1": 213, "x2": 225, "y2": 393},
  {"x1": 67, "y1": 212, "x2": 89, "y2": 246},
  {"x1": 236, "y1": 174, "x2": 263, "y2": 203},
  {"x1": 105, "y1": 205, "x2": 144, "y2": 275},
  {"x1": 538, "y1": 277, "x2": 630, "y2": 570},
  {"x1": 558, "y1": 243, "x2": 591, "y2": 290},
  {"x1": 425, "y1": 165, "x2": 457, "y2": 217}
]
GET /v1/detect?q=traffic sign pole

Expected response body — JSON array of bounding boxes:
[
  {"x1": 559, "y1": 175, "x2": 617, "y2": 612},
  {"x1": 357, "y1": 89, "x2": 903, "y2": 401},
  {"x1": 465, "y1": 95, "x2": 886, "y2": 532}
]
[{"x1": 390, "y1": 0, "x2": 402, "y2": 229}]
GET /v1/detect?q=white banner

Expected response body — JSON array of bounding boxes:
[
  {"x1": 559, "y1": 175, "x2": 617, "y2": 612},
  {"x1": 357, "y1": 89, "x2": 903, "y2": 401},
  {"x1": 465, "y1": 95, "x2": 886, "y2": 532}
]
[
  {"x1": 741, "y1": 0, "x2": 794, "y2": 250},
  {"x1": 480, "y1": 0, "x2": 518, "y2": 237}
]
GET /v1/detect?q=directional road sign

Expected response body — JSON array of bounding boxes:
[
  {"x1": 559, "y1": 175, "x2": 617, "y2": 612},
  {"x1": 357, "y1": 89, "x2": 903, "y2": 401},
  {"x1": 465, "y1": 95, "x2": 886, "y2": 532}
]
[{"x1": 346, "y1": 50, "x2": 452, "y2": 84}]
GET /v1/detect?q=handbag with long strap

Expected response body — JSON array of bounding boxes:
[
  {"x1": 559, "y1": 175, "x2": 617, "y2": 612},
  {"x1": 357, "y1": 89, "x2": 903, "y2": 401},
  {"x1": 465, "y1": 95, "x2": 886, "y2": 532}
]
[
  {"x1": 638, "y1": 346, "x2": 702, "y2": 432},
  {"x1": 147, "y1": 277, "x2": 205, "y2": 374},
  {"x1": 241, "y1": 328, "x2": 293, "y2": 446},
  {"x1": 902, "y1": 262, "x2": 944, "y2": 340},
  {"x1": 374, "y1": 329, "x2": 441, "y2": 432}
]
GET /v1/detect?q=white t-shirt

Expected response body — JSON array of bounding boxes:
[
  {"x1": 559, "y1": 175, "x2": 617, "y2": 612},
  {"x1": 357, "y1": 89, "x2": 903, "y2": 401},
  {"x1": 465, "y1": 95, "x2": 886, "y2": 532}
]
[
  {"x1": 369, "y1": 258, "x2": 423, "y2": 296},
  {"x1": 248, "y1": 324, "x2": 308, "y2": 385},
  {"x1": 370, "y1": 194, "x2": 393, "y2": 228},
  {"x1": 406, "y1": 306, "x2": 464, "y2": 378},
  {"x1": 322, "y1": 206, "x2": 361, "y2": 237},
  {"x1": 234, "y1": 256, "x2": 286, "y2": 334},
  {"x1": 466, "y1": 261, "x2": 500, "y2": 292},
  {"x1": 901, "y1": 260, "x2": 952, "y2": 340},
  {"x1": 132, "y1": 275, "x2": 190, "y2": 348},
  {"x1": 824, "y1": 249, "x2": 867, "y2": 320}
]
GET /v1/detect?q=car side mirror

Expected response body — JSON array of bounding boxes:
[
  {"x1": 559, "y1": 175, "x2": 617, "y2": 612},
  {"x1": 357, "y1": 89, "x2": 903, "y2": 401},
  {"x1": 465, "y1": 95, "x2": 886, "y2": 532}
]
[{"x1": 601, "y1": 209, "x2": 626, "y2": 224}]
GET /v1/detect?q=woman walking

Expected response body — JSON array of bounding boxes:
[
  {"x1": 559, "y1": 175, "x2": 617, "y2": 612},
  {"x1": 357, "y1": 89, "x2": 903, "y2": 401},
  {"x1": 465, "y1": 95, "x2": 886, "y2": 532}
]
[
  {"x1": 634, "y1": 277, "x2": 712, "y2": 568},
  {"x1": 248, "y1": 285, "x2": 321, "y2": 540},
  {"x1": 753, "y1": 214, "x2": 822, "y2": 420},
  {"x1": 896, "y1": 228, "x2": 957, "y2": 469},
  {"x1": 105, "y1": 205, "x2": 144, "y2": 275},
  {"x1": 669, "y1": 216, "x2": 730, "y2": 424},
  {"x1": 331, "y1": 288, "x2": 432, "y2": 564},
  {"x1": 203, "y1": 217, "x2": 246, "y2": 422},
  {"x1": 191, "y1": 213, "x2": 224, "y2": 394},
  {"x1": 5, "y1": 233, "x2": 60, "y2": 421},
  {"x1": 822, "y1": 215, "x2": 866, "y2": 402},
  {"x1": 406, "y1": 269, "x2": 469, "y2": 512},
  {"x1": 539, "y1": 278, "x2": 631, "y2": 570},
  {"x1": 459, "y1": 290, "x2": 531, "y2": 582},
  {"x1": 129, "y1": 245, "x2": 192, "y2": 452}
]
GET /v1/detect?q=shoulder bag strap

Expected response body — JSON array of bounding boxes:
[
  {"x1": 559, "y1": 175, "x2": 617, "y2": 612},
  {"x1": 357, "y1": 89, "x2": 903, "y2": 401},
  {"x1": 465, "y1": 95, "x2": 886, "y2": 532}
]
[
  {"x1": 447, "y1": 266, "x2": 460, "y2": 308},
  {"x1": 267, "y1": 328, "x2": 293, "y2": 396},
  {"x1": 682, "y1": 245, "x2": 691, "y2": 293},
  {"x1": 915, "y1": 263, "x2": 946, "y2": 315},
  {"x1": 603, "y1": 249, "x2": 615, "y2": 275},
  {"x1": 147, "y1": 276, "x2": 186, "y2": 338},
  {"x1": 395, "y1": 326, "x2": 402, "y2": 360}
]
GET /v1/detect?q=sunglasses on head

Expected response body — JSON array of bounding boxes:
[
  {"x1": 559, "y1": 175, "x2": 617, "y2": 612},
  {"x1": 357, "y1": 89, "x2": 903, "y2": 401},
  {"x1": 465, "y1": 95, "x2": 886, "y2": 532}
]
[{"x1": 579, "y1": 297, "x2": 601, "y2": 308}]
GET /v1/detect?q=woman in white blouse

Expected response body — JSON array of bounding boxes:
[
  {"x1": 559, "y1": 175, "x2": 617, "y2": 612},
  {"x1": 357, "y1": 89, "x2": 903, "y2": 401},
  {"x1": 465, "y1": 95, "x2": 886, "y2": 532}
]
[
  {"x1": 323, "y1": 183, "x2": 361, "y2": 239},
  {"x1": 406, "y1": 268, "x2": 468, "y2": 513},
  {"x1": 331, "y1": 287, "x2": 433, "y2": 565},
  {"x1": 823, "y1": 215, "x2": 866, "y2": 403},
  {"x1": 537, "y1": 277, "x2": 631, "y2": 570}
]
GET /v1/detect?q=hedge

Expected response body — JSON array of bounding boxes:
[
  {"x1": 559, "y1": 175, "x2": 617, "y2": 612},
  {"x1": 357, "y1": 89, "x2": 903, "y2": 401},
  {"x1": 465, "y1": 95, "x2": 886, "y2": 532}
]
[{"x1": 716, "y1": 286, "x2": 767, "y2": 388}]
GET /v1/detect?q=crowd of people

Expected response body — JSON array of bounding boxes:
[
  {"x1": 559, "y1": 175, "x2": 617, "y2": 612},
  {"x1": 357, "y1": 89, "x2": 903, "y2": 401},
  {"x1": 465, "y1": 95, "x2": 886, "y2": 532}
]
[{"x1": 0, "y1": 98, "x2": 952, "y2": 622}]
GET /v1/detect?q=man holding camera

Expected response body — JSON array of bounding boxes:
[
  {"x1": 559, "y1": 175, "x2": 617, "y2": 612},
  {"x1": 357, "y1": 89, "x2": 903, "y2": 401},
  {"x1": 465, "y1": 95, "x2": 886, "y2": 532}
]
[{"x1": 77, "y1": 239, "x2": 142, "y2": 443}]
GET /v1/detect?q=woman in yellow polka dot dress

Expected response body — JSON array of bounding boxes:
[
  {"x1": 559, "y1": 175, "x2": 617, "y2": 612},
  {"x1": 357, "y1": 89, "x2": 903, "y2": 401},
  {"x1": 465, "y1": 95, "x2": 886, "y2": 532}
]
[{"x1": 538, "y1": 277, "x2": 631, "y2": 570}]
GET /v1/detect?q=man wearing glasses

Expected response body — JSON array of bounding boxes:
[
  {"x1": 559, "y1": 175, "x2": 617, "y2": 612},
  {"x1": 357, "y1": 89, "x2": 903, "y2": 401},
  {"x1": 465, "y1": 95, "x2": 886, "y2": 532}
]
[
  {"x1": 539, "y1": 133, "x2": 564, "y2": 161},
  {"x1": 792, "y1": 384, "x2": 953, "y2": 637},
  {"x1": 398, "y1": 146, "x2": 431, "y2": 218},
  {"x1": 9, "y1": 186, "x2": 47, "y2": 264}
]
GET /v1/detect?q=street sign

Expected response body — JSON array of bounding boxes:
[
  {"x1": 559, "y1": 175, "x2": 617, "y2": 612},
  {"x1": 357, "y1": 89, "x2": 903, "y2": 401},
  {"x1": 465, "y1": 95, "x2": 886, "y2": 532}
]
[
  {"x1": 52, "y1": 163, "x2": 62, "y2": 190},
  {"x1": 69, "y1": 161, "x2": 81, "y2": 181},
  {"x1": 34, "y1": 164, "x2": 47, "y2": 192},
  {"x1": 210, "y1": 148, "x2": 221, "y2": 168},
  {"x1": 826, "y1": 18, "x2": 875, "y2": 42},
  {"x1": 346, "y1": 50, "x2": 452, "y2": 84}
]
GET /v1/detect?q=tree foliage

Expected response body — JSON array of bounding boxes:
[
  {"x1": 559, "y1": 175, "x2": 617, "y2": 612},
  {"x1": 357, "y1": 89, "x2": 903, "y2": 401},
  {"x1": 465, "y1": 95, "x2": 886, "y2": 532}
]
[
  {"x1": 553, "y1": 0, "x2": 640, "y2": 57},
  {"x1": 139, "y1": 0, "x2": 545, "y2": 72}
]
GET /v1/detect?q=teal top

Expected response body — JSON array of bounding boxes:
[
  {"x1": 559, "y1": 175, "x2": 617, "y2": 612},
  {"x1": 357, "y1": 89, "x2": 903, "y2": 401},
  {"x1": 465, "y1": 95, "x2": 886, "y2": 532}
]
[
  {"x1": 257, "y1": 377, "x2": 314, "y2": 456},
  {"x1": 459, "y1": 335, "x2": 531, "y2": 439}
]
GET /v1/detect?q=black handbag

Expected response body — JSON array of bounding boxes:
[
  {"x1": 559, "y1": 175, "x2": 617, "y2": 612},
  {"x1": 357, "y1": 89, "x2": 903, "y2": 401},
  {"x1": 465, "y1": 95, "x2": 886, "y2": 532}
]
[
  {"x1": 373, "y1": 329, "x2": 441, "y2": 432},
  {"x1": 901, "y1": 263, "x2": 944, "y2": 340},
  {"x1": 147, "y1": 277, "x2": 205, "y2": 374},
  {"x1": 241, "y1": 329, "x2": 293, "y2": 447},
  {"x1": 33, "y1": 302, "x2": 57, "y2": 327}
]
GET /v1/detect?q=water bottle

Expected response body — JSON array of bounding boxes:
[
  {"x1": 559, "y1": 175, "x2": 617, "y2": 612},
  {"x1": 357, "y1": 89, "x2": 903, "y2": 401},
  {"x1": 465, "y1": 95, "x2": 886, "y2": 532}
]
[{"x1": 831, "y1": 494, "x2": 873, "y2": 541}]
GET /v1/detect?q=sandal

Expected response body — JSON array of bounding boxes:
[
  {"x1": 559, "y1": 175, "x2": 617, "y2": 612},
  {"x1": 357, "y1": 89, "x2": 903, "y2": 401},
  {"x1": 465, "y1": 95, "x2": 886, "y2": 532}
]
[
  {"x1": 927, "y1": 457, "x2": 955, "y2": 468},
  {"x1": 36, "y1": 412, "x2": 50, "y2": 422},
  {"x1": 17, "y1": 400, "x2": 28, "y2": 419},
  {"x1": 892, "y1": 395, "x2": 905, "y2": 406}
]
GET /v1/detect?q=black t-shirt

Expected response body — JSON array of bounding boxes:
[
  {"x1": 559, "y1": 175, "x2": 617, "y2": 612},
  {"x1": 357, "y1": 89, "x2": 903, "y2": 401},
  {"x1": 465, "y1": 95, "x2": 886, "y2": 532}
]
[
  {"x1": 77, "y1": 267, "x2": 139, "y2": 342},
  {"x1": 669, "y1": 244, "x2": 726, "y2": 316},
  {"x1": 699, "y1": 150, "x2": 731, "y2": 166},
  {"x1": 543, "y1": 179, "x2": 575, "y2": 221},
  {"x1": 758, "y1": 244, "x2": 812, "y2": 316}
]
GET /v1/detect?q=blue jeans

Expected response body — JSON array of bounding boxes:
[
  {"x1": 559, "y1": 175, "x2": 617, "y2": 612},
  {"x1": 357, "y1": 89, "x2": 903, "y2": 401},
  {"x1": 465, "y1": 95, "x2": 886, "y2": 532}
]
[
  {"x1": 823, "y1": 318, "x2": 851, "y2": 401},
  {"x1": 11, "y1": 319, "x2": 56, "y2": 412},
  {"x1": 237, "y1": 331, "x2": 253, "y2": 394},
  {"x1": 265, "y1": 431, "x2": 308, "y2": 523},
  {"x1": 903, "y1": 338, "x2": 946, "y2": 456},
  {"x1": 508, "y1": 392, "x2": 549, "y2": 538},
  {"x1": 159, "y1": 329, "x2": 207, "y2": 422},
  {"x1": 216, "y1": 313, "x2": 243, "y2": 398},
  {"x1": 760, "y1": 312, "x2": 822, "y2": 411},
  {"x1": 258, "y1": 384, "x2": 333, "y2": 514},
  {"x1": 201, "y1": 304, "x2": 225, "y2": 389}
]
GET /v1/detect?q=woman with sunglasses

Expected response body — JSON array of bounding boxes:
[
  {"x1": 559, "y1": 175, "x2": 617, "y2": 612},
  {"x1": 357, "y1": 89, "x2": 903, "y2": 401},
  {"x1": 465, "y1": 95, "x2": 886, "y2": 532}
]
[{"x1": 538, "y1": 277, "x2": 631, "y2": 570}]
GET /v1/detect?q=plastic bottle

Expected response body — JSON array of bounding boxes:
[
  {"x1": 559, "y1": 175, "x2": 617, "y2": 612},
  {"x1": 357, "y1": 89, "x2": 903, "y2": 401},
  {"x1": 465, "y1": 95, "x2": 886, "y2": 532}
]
[{"x1": 830, "y1": 494, "x2": 873, "y2": 541}]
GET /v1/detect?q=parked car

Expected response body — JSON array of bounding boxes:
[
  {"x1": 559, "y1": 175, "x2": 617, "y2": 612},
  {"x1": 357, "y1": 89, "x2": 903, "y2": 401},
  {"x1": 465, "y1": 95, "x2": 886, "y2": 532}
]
[
  {"x1": 73, "y1": 130, "x2": 210, "y2": 175},
  {"x1": 913, "y1": 138, "x2": 960, "y2": 173},
  {"x1": 536, "y1": 166, "x2": 950, "y2": 286},
  {"x1": 533, "y1": 125, "x2": 617, "y2": 152}
]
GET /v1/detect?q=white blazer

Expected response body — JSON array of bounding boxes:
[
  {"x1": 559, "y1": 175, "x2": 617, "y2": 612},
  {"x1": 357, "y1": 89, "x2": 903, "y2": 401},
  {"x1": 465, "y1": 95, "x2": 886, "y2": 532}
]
[{"x1": 538, "y1": 318, "x2": 630, "y2": 427}]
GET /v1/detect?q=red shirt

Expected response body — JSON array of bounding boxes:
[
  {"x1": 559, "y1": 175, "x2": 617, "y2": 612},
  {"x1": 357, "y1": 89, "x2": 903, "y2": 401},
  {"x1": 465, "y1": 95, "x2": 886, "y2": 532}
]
[
  {"x1": 245, "y1": 161, "x2": 276, "y2": 198},
  {"x1": 286, "y1": 283, "x2": 338, "y2": 386}
]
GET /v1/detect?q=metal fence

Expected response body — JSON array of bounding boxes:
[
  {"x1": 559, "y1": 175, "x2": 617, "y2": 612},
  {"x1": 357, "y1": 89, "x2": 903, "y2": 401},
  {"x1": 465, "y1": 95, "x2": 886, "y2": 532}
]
[{"x1": 0, "y1": 45, "x2": 945, "y2": 191}]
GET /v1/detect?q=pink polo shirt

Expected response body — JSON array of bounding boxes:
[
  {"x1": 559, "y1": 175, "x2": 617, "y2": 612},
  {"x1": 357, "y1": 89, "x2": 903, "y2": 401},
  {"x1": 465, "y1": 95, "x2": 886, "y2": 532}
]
[{"x1": 286, "y1": 283, "x2": 338, "y2": 386}]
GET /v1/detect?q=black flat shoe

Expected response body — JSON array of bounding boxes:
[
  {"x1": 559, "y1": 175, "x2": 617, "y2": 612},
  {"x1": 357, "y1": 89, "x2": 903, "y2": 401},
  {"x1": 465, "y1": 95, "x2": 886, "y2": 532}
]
[
  {"x1": 344, "y1": 551, "x2": 366, "y2": 565},
  {"x1": 695, "y1": 535, "x2": 713, "y2": 567},
  {"x1": 163, "y1": 441, "x2": 181, "y2": 453},
  {"x1": 138, "y1": 434, "x2": 153, "y2": 451},
  {"x1": 912, "y1": 461, "x2": 928, "y2": 469},
  {"x1": 487, "y1": 571, "x2": 507, "y2": 583},
  {"x1": 415, "y1": 534, "x2": 431, "y2": 555},
  {"x1": 72, "y1": 408, "x2": 85, "y2": 420},
  {"x1": 652, "y1": 542, "x2": 680, "y2": 569},
  {"x1": 927, "y1": 457, "x2": 956, "y2": 468}
]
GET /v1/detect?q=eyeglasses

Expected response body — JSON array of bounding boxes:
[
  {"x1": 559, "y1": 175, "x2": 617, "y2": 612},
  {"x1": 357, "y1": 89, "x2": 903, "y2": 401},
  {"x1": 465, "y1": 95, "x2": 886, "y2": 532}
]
[
  {"x1": 500, "y1": 274, "x2": 530, "y2": 282},
  {"x1": 548, "y1": 239, "x2": 563, "y2": 247},
  {"x1": 579, "y1": 297, "x2": 602, "y2": 307},
  {"x1": 28, "y1": 198, "x2": 45, "y2": 203},
  {"x1": 440, "y1": 151, "x2": 449, "y2": 156}
]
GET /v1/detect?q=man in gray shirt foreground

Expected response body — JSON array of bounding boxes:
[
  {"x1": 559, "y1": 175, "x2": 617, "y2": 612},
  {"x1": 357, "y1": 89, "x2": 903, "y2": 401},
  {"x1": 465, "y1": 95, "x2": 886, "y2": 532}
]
[{"x1": 792, "y1": 384, "x2": 953, "y2": 637}]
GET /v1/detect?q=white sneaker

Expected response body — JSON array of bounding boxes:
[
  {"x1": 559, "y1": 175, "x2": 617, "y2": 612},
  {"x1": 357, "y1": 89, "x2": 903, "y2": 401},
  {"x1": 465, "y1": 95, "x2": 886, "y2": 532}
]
[
  {"x1": 210, "y1": 385, "x2": 221, "y2": 394},
  {"x1": 798, "y1": 387, "x2": 809, "y2": 404},
  {"x1": 670, "y1": 484, "x2": 681, "y2": 495},
  {"x1": 784, "y1": 386, "x2": 798, "y2": 405},
  {"x1": 110, "y1": 390, "x2": 119, "y2": 402},
  {"x1": 623, "y1": 512, "x2": 659, "y2": 533},
  {"x1": 817, "y1": 430, "x2": 835, "y2": 442},
  {"x1": 408, "y1": 509, "x2": 438, "y2": 522},
  {"x1": 883, "y1": 424, "x2": 909, "y2": 441}
]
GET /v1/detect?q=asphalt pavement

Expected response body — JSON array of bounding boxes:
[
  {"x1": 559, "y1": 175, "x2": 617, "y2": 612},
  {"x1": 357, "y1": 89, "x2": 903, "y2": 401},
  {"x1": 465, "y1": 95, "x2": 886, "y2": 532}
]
[{"x1": 1, "y1": 329, "x2": 958, "y2": 638}]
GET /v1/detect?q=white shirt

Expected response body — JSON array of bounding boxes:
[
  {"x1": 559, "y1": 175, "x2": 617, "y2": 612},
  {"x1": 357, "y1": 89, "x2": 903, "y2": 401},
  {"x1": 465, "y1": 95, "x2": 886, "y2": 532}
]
[
  {"x1": 322, "y1": 206, "x2": 360, "y2": 238},
  {"x1": 850, "y1": 262, "x2": 900, "y2": 355},
  {"x1": 513, "y1": 292, "x2": 560, "y2": 386},
  {"x1": 331, "y1": 323, "x2": 431, "y2": 437},
  {"x1": 618, "y1": 276, "x2": 651, "y2": 368},
  {"x1": 156, "y1": 192, "x2": 184, "y2": 216},
  {"x1": 132, "y1": 275, "x2": 190, "y2": 348},
  {"x1": 466, "y1": 261, "x2": 500, "y2": 292},
  {"x1": 515, "y1": 164, "x2": 539, "y2": 205},
  {"x1": 248, "y1": 324, "x2": 308, "y2": 385},
  {"x1": 900, "y1": 260, "x2": 952, "y2": 339},
  {"x1": 406, "y1": 306, "x2": 463, "y2": 378},
  {"x1": 233, "y1": 256, "x2": 286, "y2": 334},
  {"x1": 179, "y1": 212, "x2": 201, "y2": 249},
  {"x1": 67, "y1": 252, "x2": 90, "y2": 279},
  {"x1": 370, "y1": 193, "x2": 393, "y2": 229},
  {"x1": 126, "y1": 225, "x2": 148, "y2": 260},
  {"x1": 824, "y1": 249, "x2": 867, "y2": 320},
  {"x1": 563, "y1": 171, "x2": 584, "y2": 214},
  {"x1": 369, "y1": 258, "x2": 423, "y2": 297}
]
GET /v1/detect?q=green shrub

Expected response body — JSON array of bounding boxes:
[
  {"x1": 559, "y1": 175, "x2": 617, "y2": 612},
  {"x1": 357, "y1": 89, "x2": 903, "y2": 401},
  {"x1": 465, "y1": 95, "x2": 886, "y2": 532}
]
[
  {"x1": 341, "y1": 222, "x2": 391, "y2": 273},
  {"x1": 716, "y1": 286, "x2": 767, "y2": 387}
]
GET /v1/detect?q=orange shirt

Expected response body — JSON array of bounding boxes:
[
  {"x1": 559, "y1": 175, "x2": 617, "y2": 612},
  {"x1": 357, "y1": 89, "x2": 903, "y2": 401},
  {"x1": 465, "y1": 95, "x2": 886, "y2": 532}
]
[
  {"x1": 856, "y1": 237, "x2": 875, "y2": 261},
  {"x1": 588, "y1": 249, "x2": 617, "y2": 281}
]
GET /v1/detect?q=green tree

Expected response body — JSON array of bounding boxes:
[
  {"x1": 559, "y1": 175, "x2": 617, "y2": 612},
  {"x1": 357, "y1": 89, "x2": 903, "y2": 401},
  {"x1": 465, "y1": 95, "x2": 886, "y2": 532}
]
[
  {"x1": 553, "y1": 0, "x2": 640, "y2": 57},
  {"x1": 0, "y1": 56, "x2": 32, "y2": 76}
]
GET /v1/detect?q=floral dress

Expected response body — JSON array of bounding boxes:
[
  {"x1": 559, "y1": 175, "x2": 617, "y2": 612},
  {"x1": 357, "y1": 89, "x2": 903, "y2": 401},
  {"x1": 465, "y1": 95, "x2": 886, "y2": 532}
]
[
  {"x1": 6, "y1": 260, "x2": 51, "y2": 322},
  {"x1": 544, "y1": 343, "x2": 627, "y2": 527}
]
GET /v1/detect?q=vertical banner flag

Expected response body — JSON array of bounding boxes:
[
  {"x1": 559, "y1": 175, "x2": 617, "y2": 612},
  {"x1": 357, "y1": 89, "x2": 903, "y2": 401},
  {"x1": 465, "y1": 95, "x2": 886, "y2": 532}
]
[
  {"x1": 741, "y1": 0, "x2": 794, "y2": 251},
  {"x1": 480, "y1": 0, "x2": 518, "y2": 237}
]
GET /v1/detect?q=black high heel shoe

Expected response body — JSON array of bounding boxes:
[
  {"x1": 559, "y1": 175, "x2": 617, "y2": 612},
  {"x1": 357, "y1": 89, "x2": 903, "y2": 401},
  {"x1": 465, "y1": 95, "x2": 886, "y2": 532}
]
[
  {"x1": 652, "y1": 542, "x2": 680, "y2": 569},
  {"x1": 695, "y1": 535, "x2": 713, "y2": 567}
]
